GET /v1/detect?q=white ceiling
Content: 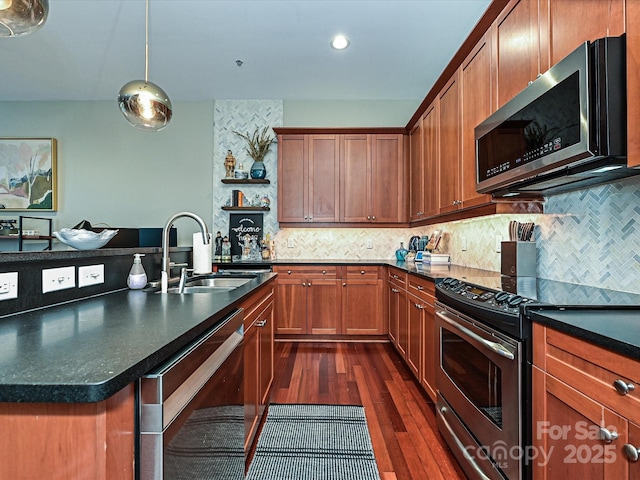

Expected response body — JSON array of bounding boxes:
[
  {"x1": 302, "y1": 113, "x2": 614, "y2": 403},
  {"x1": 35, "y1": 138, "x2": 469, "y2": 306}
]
[{"x1": 1, "y1": 0, "x2": 491, "y2": 103}]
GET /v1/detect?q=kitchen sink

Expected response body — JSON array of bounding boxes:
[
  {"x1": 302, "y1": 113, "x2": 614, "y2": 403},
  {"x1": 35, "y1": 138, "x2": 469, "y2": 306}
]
[{"x1": 158, "y1": 274, "x2": 257, "y2": 294}]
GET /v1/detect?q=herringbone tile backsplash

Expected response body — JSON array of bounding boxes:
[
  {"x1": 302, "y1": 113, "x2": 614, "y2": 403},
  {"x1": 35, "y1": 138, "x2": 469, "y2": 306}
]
[{"x1": 273, "y1": 176, "x2": 640, "y2": 294}]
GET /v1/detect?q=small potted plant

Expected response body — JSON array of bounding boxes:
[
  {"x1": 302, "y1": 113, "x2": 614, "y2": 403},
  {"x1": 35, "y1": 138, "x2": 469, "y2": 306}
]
[{"x1": 233, "y1": 126, "x2": 276, "y2": 179}]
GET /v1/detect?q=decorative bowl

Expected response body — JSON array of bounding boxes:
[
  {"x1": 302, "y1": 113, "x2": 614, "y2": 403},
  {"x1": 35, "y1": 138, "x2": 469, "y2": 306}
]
[{"x1": 53, "y1": 228, "x2": 118, "y2": 250}]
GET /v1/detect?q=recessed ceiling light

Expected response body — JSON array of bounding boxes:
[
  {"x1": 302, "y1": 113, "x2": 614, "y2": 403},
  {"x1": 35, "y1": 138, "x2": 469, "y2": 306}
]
[{"x1": 330, "y1": 34, "x2": 350, "y2": 50}]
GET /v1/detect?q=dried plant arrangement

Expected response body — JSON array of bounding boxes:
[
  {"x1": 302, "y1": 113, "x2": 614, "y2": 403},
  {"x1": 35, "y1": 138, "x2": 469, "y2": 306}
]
[{"x1": 233, "y1": 126, "x2": 276, "y2": 162}]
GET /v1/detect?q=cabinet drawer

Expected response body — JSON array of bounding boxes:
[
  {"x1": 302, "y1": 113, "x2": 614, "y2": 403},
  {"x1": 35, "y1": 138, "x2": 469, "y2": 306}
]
[
  {"x1": 388, "y1": 267, "x2": 407, "y2": 287},
  {"x1": 538, "y1": 325, "x2": 640, "y2": 425},
  {"x1": 345, "y1": 265, "x2": 381, "y2": 279},
  {"x1": 273, "y1": 265, "x2": 338, "y2": 278},
  {"x1": 242, "y1": 284, "x2": 275, "y2": 329},
  {"x1": 407, "y1": 274, "x2": 435, "y2": 302}
]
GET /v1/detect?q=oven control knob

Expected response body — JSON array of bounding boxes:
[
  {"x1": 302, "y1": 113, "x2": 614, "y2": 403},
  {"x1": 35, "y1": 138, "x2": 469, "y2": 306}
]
[
  {"x1": 494, "y1": 291, "x2": 510, "y2": 304},
  {"x1": 507, "y1": 295, "x2": 524, "y2": 307}
]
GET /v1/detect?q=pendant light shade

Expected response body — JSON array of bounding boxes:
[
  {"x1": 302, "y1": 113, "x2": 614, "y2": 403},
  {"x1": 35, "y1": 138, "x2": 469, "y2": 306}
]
[
  {"x1": 118, "y1": 0, "x2": 172, "y2": 131},
  {"x1": 0, "y1": 0, "x2": 48, "y2": 37},
  {"x1": 118, "y1": 80, "x2": 172, "y2": 131}
]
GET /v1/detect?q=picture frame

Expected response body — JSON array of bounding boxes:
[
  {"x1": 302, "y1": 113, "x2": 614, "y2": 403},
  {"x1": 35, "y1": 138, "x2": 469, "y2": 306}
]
[{"x1": 0, "y1": 138, "x2": 57, "y2": 211}]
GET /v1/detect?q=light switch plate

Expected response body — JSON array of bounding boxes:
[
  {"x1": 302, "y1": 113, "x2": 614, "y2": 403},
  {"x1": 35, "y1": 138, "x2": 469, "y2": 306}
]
[
  {"x1": 287, "y1": 238, "x2": 294, "y2": 248},
  {"x1": 79, "y1": 264, "x2": 105, "y2": 288},
  {"x1": 366, "y1": 239, "x2": 373, "y2": 249},
  {"x1": 42, "y1": 266, "x2": 76, "y2": 293},
  {"x1": 0, "y1": 272, "x2": 18, "y2": 301}
]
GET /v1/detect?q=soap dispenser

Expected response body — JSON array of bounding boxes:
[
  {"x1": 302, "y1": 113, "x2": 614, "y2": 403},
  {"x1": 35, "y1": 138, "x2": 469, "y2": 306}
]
[{"x1": 127, "y1": 254, "x2": 147, "y2": 289}]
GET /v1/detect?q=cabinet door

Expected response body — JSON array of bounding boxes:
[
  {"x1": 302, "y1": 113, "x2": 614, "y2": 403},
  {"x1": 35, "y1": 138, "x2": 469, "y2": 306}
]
[
  {"x1": 371, "y1": 134, "x2": 405, "y2": 223},
  {"x1": 274, "y1": 279, "x2": 307, "y2": 334},
  {"x1": 461, "y1": 33, "x2": 493, "y2": 209},
  {"x1": 277, "y1": 134, "x2": 308, "y2": 223},
  {"x1": 308, "y1": 135, "x2": 340, "y2": 223},
  {"x1": 243, "y1": 323, "x2": 259, "y2": 448},
  {"x1": 258, "y1": 301, "x2": 274, "y2": 407},
  {"x1": 493, "y1": 0, "x2": 540, "y2": 108},
  {"x1": 422, "y1": 102, "x2": 440, "y2": 218},
  {"x1": 307, "y1": 278, "x2": 341, "y2": 335},
  {"x1": 629, "y1": 421, "x2": 640, "y2": 479},
  {"x1": 420, "y1": 301, "x2": 436, "y2": 402},
  {"x1": 388, "y1": 282, "x2": 401, "y2": 345},
  {"x1": 340, "y1": 134, "x2": 371, "y2": 223},
  {"x1": 539, "y1": 0, "x2": 624, "y2": 71},
  {"x1": 532, "y1": 370, "x2": 627, "y2": 479},
  {"x1": 438, "y1": 72, "x2": 461, "y2": 214},
  {"x1": 342, "y1": 279, "x2": 382, "y2": 335},
  {"x1": 406, "y1": 294, "x2": 423, "y2": 380},
  {"x1": 409, "y1": 121, "x2": 424, "y2": 222},
  {"x1": 628, "y1": 0, "x2": 640, "y2": 168}
]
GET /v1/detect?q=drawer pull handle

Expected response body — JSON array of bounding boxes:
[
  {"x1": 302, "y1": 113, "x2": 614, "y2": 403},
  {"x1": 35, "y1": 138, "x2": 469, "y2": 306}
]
[
  {"x1": 393, "y1": 275, "x2": 399, "y2": 279},
  {"x1": 599, "y1": 427, "x2": 619, "y2": 444},
  {"x1": 308, "y1": 282, "x2": 312, "y2": 287},
  {"x1": 322, "y1": 270, "x2": 327, "y2": 274},
  {"x1": 415, "y1": 303, "x2": 424, "y2": 309},
  {"x1": 417, "y1": 285, "x2": 424, "y2": 290},
  {"x1": 391, "y1": 288, "x2": 399, "y2": 293},
  {"x1": 613, "y1": 379, "x2": 635, "y2": 395},
  {"x1": 360, "y1": 270, "x2": 365, "y2": 275},
  {"x1": 343, "y1": 282, "x2": 347, "y2": 287},
  {"x1": 624, "y1": 444, "x2": 639, "y2": 462},
  {"x1": 302, "y1": 282, "x2": 306, "y2": 286},
  {"x1": 256, "y1": 320, "x2": 267, "y2": 327},
  {"x1": 287, "y1": 270, "x2": 292, "y2": 274}
]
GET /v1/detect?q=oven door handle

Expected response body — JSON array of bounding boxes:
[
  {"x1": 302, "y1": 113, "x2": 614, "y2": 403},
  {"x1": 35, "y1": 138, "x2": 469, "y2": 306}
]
[{"x1": 436, "y1": 310, "x2": 515, "y2": 361}]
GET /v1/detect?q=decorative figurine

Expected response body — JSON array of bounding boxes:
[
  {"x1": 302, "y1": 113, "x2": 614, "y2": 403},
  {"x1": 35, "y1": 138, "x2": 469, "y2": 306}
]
[
  {"x1": 224, "y1": 150, "x2": 236, "y2": 178},
  {"x1": 221, "y1": 236, "x2": 232, "y2": 262},
  {"x1": 214, "y1": 231, "x2": 222, "y2": 261}
]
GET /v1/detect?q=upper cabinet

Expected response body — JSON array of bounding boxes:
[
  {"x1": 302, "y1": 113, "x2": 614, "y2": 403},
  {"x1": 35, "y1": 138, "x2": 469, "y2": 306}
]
[
  {"x1": 437, "y1": 72, "x2": 461, "y2": 215},
  {"x1": 538, "y1": 0, "x2": 624, "y2": 71},
  {"x1": 409, "y1": 121, "x2": 424, "y2": 222},
  {"x1": 492, "y1": 0, "x2": 540, "y2": 109},
  {"x1": 277, "y1": 134, "x2": 339, "y2": 223},
  {"x1": 628, "y1": 0, "x2": 640, "y2": 168},
  {"x1": 276, "y1": 129, "x2": 407, "y2": 226}
]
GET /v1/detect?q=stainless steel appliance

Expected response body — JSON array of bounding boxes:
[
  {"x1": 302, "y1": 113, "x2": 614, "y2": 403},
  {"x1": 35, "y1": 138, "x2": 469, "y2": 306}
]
[
  {"x1": 435, "y1": 278, "x2": 535, "y2": 480},
  {"x1": 475, "y1": 35, "x2": 639, "y2": 198},
  {"x1": 138, "y1": 309, "x2": 244, "y2": 480}
]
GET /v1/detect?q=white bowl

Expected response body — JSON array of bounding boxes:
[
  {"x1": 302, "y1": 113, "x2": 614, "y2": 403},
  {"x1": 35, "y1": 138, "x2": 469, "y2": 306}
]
[{"x1": 53, "y1": 228, "x2": 118, "y2": 250}]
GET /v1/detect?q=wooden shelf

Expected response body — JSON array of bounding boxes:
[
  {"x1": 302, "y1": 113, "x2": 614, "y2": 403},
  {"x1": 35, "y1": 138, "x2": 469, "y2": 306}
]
[
  {"x1": 221, "y1": 178, "x2": 270, "y2": 184},
  {"x1": 221, "y1": 206, "x2": 270, "y2": 211}
]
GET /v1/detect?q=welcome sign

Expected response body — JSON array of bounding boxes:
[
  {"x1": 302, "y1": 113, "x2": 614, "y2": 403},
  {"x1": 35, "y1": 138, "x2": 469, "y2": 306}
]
[{"x1": 229, "y1": 213, "x2": 264, "y2": 257}]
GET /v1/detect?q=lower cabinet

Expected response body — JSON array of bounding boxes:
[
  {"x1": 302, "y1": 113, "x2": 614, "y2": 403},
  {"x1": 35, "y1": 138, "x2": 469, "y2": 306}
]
[
  {"x1": 386, "y1": 268, "x2": 437, "y2": 402},
  {"x1": 274, "y1": 265, "x2": 384, "y2": 336},
  {"x1": 242, "y1": 282, "x2": 275, "y2": 451},
  {"x1": 532, "y1": 323, "x2": 640, "y2": 479}
]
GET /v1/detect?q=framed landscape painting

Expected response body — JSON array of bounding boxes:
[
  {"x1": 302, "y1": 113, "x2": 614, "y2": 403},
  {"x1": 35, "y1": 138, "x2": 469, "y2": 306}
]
[{"x1": 0, "y1": 138, "x2": 57, "y2": 211}]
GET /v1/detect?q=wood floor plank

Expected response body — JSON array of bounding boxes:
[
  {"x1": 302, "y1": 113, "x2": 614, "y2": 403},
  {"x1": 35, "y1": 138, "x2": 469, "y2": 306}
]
[{"x1": 270, "y1": 341, "x2": 467, "y2": 480}]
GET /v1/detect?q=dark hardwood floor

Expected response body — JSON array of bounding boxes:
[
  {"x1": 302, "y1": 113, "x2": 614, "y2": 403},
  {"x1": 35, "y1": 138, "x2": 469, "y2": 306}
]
[{"x1": 269, "y1": 341, "x2": 467, "y2": 480}]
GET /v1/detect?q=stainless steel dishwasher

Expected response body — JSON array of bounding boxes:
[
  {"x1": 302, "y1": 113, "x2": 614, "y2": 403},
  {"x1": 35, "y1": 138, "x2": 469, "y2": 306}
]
[{"x1": 138, "y1": 309, "x2": 244, "y2": 480}]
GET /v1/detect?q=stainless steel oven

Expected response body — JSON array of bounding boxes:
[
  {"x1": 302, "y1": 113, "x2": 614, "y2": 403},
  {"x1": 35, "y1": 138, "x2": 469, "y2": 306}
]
[
  {"x1": 138, "y1": 309, "x2": 245, "y2": 480},
  {"x1": 436, "y1": 301, "x2": 522, "y2": 480}
]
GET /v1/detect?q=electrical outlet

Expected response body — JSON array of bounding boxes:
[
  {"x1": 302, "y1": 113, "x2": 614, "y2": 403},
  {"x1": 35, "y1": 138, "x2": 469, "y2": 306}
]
[
  {"x1": 366, "y1": 239, "x2": 373, "y2": 249},
  {"x1": 79, "y1": 264, "x2": 105, "y2": 288},
  {"x1": 461, "y1": 236, "x2": 467, "y2": 251},
  {"x1": 42, "y1": 266, "x2": 75, "y2": 293},
  {"x1": 495, "y1": 235, "x2": 503, "y2": 253},
  {"x1": 0, "y1": 272, "x2": 18, "y2": 301},
  {"x1": 287, "y1": 238, "x2": 295, "y2": 248}
]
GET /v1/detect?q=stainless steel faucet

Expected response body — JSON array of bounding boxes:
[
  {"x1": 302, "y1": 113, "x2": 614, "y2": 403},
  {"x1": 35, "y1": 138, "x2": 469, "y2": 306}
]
[{"x1": 161, "y1": 212, "x2": 210, "y2": 293}]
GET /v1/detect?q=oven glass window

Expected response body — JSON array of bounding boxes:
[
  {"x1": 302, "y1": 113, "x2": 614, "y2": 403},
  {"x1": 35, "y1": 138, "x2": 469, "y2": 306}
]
[{"x1": 441, "y1": 329, "x2": 503, "y2": 428}]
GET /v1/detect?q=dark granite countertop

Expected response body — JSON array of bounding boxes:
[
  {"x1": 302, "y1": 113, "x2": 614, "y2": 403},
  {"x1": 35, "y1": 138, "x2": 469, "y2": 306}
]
[
  {"x1": 0, "y1": 272, "x2": 276, "y2": 403},
  {"x1": 526, "y1": 307, "x2": 640, "y2": 361}
]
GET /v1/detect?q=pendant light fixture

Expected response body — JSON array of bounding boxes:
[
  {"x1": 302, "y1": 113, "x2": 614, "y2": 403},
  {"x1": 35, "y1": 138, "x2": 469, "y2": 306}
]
[
  {"x1": 118, "y1": 0, "x2": 172, "y2": 131},
  {"x1": 0, "y1": 0, "x2": 49, "y2": 37}
]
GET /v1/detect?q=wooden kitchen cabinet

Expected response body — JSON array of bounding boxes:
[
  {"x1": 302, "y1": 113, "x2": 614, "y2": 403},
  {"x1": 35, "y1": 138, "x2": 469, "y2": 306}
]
[
  {"x1": 340, "y1": 133, "x2": 406, "y2": 224},
  {"x1": 276, "y1": 133, "x2": 340, "y2": 223},
  {"x1": 422, "y1": 102, "x2": 440, "y2": 219},
  {"x1": 273, "y1": 266, "x2": 341, "y2": 335},
  {"x1": 492, "y1": 0, "x2": 540, "y2": 108},
  {"x1": 388, "y1": 267, "x2": 408, "y2": 355},
  {"x1": 460, "y1": 32, "x2": 493, "y2": 209},
  {"x1": 438, "y1": 71, "x2": 461, "y2": 215},
  {"x1": 532, "y1": 323, "x2": 640, "y2": 479},
  {"x1": 408, "y1": 275, "x2": 436, "y2": 402},
  {"x1": 342, "y1": 266, "x2": 384, "y2": 335},
  {"x1": 409, "y1": 120, "x2": 424, "y2": 222},
  {"x1": 242, "y1": 282, "x2": 275, "y2": 450},
  {"x1": 407, "y1": 292, "x2": 424, "y2": 380},
  {"x1": 538, "y1": 0, "x2": 624, "y2": 72}
]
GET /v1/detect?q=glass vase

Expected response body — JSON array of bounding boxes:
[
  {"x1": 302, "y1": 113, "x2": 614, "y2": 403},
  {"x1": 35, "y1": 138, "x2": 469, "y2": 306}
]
[
  {"x1": 250, "y1": 160, "x2": 266, "y2": 179},
  {"x1": 395, "y1": 242, "x2": 408, "y2": 261}
]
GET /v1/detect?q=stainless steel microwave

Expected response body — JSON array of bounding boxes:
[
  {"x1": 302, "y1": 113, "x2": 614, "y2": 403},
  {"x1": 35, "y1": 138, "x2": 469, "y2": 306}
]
[{"x1": 475, "y1": 35, "x2": 638, "y2": 197}]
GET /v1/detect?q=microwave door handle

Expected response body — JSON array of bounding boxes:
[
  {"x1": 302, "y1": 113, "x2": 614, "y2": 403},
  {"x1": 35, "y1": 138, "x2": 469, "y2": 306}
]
[{"x1": 436, "y1": 310, "x2": 515, "y2": 361}]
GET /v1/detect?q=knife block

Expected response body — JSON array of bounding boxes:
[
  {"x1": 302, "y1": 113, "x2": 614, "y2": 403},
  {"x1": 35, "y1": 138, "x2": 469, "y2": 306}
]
[{"x1": 501, "y1": 241, "x2": 536, "y2": 277}]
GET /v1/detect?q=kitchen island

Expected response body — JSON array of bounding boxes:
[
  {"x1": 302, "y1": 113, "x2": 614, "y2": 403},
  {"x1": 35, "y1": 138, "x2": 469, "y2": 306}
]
[{"x1": 0, "y1": 271, "x2": 276, "y2": 479}]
